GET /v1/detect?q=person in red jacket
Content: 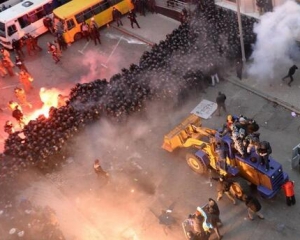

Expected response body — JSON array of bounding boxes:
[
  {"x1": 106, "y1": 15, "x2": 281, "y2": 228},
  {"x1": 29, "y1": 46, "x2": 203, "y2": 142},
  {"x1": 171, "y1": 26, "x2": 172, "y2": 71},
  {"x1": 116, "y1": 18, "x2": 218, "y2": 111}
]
[{"x1": 282, "y1": 180, "x2": 296, "y2": 206}]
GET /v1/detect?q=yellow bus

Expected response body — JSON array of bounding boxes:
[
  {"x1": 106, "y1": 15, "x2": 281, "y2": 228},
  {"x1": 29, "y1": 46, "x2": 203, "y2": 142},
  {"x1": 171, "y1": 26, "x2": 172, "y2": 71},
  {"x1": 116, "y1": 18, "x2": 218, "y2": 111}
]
[{"x1": 53, "y1": 0, "x2": 134, "y2": 44}]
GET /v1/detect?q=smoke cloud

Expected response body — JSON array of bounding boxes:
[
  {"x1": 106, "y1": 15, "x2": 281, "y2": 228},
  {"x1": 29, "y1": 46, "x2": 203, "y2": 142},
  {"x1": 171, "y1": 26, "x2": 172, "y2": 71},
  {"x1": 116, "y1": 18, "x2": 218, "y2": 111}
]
[{"x1": 248, "y1": 0, "x2": 300, "y2": 80}]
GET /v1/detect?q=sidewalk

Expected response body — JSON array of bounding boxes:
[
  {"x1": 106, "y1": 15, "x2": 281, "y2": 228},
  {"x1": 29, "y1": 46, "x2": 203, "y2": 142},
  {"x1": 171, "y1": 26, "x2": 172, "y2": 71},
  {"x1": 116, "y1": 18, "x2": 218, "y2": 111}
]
[
  {"x1": 111, "y1": 13, "x2": 180, "y2": 46},
  {"x1": 113, "y1": 13, "x2": 300, "y2": 114}
]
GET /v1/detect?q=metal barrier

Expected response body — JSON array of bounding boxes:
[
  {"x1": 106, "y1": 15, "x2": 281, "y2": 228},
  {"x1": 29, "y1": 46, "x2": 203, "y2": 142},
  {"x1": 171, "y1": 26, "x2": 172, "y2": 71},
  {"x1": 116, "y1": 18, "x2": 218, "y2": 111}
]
[{"x1": 291, "y1": 143, "x2": 300, "y2": 169}]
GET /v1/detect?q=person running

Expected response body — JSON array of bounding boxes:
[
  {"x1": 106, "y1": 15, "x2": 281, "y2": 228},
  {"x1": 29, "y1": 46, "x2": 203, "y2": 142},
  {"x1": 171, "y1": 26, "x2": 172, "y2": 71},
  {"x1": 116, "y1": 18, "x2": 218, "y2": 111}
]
[
  {"x1": 282, "y1": 65, "x2": 298, "y2": 87},
  {"x1": 47, "y1": 42, "x2": 60, "y2": 63}
]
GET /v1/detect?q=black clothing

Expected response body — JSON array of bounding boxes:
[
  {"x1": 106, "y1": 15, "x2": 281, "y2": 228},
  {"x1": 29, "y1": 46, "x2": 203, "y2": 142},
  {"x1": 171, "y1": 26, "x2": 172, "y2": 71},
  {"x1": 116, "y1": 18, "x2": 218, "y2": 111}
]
[
  {"x1": 282, "y1": 65, "x2": 298, "y2": 86},
  {"x1": 216, "y1": 93, "x2": 226, "y2": 104},
  {"x1": 90, "y1": 27, "x2": 101, "y2": 45},
  {"x1": 236, "y1": 60, "x2": 243, "y2": 80},
  {"x1": 12, "y1": 109, "x2": 23, "y2": 121},
  {"x1": 245, "y1": 195, "x2": 261, "y2": 212},
  {"x1": 112, "y1": 9, "x2": 123, "y2": 26},
  {"x1": 257, "y1": 141, "x2": 272, "y2": 170},
  {"x1": 128, "y1": 11, "x2": 140, "y2": 28}
]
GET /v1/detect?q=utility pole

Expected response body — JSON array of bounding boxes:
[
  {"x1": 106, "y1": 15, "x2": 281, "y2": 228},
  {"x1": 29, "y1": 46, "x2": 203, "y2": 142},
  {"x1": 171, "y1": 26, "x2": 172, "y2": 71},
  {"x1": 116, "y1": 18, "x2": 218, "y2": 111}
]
[{"x1": 236, "y1": 0, "x2": 246, "y2": 65}]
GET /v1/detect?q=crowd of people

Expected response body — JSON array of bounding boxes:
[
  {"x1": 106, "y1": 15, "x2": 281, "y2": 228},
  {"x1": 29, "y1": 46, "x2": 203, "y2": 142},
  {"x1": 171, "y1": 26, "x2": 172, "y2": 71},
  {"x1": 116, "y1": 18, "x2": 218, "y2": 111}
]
[
  {"x1": 0, "y1": 196, "x2": 65, "y2": 239},
  {"x1": 0, "y1": 0, "x2": 258, "y2": 182}
]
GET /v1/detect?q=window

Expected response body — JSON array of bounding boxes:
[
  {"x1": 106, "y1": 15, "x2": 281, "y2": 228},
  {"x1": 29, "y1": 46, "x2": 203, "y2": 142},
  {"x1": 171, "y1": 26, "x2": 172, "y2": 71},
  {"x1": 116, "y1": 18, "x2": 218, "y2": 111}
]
[
  {"x1": 75, "y1": 12, "x2": 85, "y2": 24},
  {"x1": 66, "y1": 19, "x2": 75, "y2": 30},
  {"x1": 18, "y1": 15, "x2": 31, "y2": 28},
  {"x1": 108, "y1": 0, "x2": 123, "y2": 6},
  {"x1": 92, "y1": 2, "x2": 110, "y2": 14},
  {"x1": 44, "y1": 2, "x2": 53, "y2": 14},
  {"x1": 7, "y1": 24, "x2": 17, "y2": 36},
  {"x1": 83, "y1": 8, "x2": 93, "y2": 19},
  {"x1": 0, "y1": 22, "x2": 5, "y2": 37}
]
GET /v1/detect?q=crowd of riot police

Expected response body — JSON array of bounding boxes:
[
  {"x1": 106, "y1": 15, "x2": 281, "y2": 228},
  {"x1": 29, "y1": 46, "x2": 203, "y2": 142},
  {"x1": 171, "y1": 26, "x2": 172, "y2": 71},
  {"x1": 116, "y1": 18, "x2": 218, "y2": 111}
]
[{"x1": 0, "y1": 0, "x2": 257, "y2": 182}]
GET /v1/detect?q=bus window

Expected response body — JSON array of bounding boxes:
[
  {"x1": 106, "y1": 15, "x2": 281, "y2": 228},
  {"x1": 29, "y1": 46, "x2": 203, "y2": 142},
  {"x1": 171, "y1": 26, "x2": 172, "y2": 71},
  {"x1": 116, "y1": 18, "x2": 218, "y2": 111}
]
[
  {"x1": 66, "y1": 19, "x2": 75, "y2": 30},
  {"x1": 83, "y1": 9, "x2": 93, "y2": 20},
  {"x1": 92, "y1": 2, "x2": 109, "y2": 14},
  {"x1": 75, "y1": 12, "x2": 84, "y2": 24},
  {"x1": 0, "y1": 22, "x2": 5, "y2": 37},
  {"x1": 7, "y1": 24, "x2": 17, "y2": 37},
  {"x1": 18, "y1": 15, "x2": 31, "y2": 28},
  {"x1": 44, "y1": 2, "x2": 53, "y2": 14},
  {"x1": 108, "y1": 0, "x2": 123, "y2": 6},
  {"x1": 36, "y1": 7, "x2": 46, "y2": 20}
]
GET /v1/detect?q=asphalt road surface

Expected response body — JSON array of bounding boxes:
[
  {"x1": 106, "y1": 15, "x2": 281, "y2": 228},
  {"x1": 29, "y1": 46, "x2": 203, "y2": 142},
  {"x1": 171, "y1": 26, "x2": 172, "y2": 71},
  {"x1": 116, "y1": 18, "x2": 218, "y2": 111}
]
[{"x1": 1, "y1": 16, "x2": 300, "y2": 240}]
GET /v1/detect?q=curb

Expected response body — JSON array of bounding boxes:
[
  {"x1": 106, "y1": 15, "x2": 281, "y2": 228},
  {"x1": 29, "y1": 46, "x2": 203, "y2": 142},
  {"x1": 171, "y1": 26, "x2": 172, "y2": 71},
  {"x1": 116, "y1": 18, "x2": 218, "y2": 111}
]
[
  {"x1": 227, "y1": 77, "x2": 300, "y2": 115},
  {"x1": 111, "y1": 25, "x2": 155, "y2": 47}
]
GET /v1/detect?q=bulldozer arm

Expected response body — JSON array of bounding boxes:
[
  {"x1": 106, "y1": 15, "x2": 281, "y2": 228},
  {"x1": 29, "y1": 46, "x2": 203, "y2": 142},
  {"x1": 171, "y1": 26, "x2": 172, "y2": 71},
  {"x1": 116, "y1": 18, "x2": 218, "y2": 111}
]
[{"x1": 162, "y1": 114, "x2": 202, "y2": 152}]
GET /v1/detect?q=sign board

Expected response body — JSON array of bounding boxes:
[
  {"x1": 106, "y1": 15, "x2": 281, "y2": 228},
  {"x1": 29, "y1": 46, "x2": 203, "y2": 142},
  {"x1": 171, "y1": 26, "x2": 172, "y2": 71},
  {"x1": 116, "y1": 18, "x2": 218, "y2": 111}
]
[
  {"x1": 291, "y1": 143, "x2": 300, "y2": 169},
  {"x1": 191, "y1": 99, "x2": 217, "y2": 119}
]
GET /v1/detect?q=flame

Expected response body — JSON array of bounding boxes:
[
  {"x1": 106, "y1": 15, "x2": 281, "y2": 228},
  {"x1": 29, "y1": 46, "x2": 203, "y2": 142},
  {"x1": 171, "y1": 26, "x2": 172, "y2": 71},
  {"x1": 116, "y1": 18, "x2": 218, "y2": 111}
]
[{"x1": 26, "y1": 87, "x2": 65, "y2": 122}]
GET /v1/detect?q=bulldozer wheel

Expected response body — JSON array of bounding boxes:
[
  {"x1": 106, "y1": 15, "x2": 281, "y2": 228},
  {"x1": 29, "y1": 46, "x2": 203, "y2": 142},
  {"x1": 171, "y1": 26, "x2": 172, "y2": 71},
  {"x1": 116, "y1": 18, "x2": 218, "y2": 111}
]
[
  {"x1": 186, "y1": 153, "x2": 207, "y2": 174},
  {"x1": 230, "y1": 182, "x2": 244, "y2": 199}
]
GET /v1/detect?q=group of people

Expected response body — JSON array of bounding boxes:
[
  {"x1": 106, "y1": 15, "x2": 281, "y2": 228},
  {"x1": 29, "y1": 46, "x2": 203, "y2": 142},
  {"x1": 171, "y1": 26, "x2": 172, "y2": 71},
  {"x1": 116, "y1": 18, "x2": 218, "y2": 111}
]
[
  {"x1": 186, "y1": 194, "x2": 265, "y2": 240},
  {"x1": 219, "y1": 114, "x2": 273, "y2": 171}
]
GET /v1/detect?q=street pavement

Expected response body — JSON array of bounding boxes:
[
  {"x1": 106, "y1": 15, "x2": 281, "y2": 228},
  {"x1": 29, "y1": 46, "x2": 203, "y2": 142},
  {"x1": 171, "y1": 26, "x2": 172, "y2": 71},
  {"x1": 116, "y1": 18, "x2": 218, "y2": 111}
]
[{"x1": 1, "y1": 11, "x2": 300, "y2": 240}]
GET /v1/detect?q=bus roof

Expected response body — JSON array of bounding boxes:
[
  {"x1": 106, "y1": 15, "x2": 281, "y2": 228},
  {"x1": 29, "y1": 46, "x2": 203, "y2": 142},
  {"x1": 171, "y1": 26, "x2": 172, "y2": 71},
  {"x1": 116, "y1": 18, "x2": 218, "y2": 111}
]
[
  {"x1": 0, "y1": 0, "x2": 51, "y2": 23},
  {"x1": 53, "y1": 0, "x2": 104, "y2": 20}
]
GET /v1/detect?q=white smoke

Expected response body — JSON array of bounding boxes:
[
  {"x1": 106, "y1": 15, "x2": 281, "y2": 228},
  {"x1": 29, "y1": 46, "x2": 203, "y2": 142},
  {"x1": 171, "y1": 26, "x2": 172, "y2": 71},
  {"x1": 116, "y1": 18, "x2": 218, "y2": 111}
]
[{"x1": 248, "y1": 0, "x2": 300, "y2": 80}]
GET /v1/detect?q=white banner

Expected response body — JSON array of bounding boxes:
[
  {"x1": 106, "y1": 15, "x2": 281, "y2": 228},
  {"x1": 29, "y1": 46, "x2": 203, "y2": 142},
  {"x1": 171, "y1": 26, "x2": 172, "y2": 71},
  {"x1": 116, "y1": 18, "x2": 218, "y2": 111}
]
[{"x1": 191, "y1": 99, "x2": 217, "y2": 119}]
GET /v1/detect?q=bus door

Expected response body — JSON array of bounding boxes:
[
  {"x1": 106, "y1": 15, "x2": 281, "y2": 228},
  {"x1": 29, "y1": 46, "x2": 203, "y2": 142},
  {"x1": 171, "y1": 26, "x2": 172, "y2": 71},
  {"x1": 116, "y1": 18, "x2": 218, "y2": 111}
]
[{"x1": 64, "y1": 18, "x2": 78, "y2": 43}]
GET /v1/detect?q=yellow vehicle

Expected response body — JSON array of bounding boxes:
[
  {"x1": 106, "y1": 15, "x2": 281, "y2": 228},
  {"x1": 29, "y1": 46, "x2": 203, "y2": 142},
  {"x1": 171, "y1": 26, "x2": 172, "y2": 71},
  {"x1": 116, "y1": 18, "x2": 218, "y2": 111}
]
[
  {"x1": 162, "y1": 113, "x2": 288, "y2": 199},
  {"x1": 53, "y1": 0, "x2": 134, "y2": 43}
]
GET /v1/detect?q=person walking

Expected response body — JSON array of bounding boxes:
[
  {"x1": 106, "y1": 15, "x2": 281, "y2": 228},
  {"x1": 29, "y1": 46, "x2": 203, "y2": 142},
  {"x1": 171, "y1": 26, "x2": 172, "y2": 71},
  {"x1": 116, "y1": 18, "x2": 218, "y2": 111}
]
[
  {"x1": 0, "y1": 48, "x2": 14, "y2": 67},
  {"x1": 15, "y1": 55, "x2": 28, "y2": 73},
  {"x1": 205, "y1": 198, "x2": 223, "y2": 240},
  {"x1": 18, "y1": 70, "x2": 33, "y2": 92},
  {"x1": 12, "y1": 105, "x2": 25, "y2": 129},
  {"x1": 282, "y1": 180, "x2": 296, "y2": 206},
  {"x1": 14, "y1": 87, "x2": 32, "y2": 108},
  {"x1": 242, "y1": 194, "x2": 264, "y2": 220},
  {"x1": 89, "y1": 24, "x2": 101, "y2": 46},
  {"x1": 128, "y1": 10, "x2": 140, "y2": 29},
  {"x1": 93, "y1": 159, "x2": 109, "y2": 178},
  {"x1": 12, "y1": 39, "x2": 25, "y2": 58},
  {"x1": 209, "y1": 63, "x2": 220, "y2": 86},
  {"x1": 2, "y1": 58, "x2": 14, "y2": 76},
  {"x1": 47, "y1": 42, "x2": 60, "y2": 63},
  {"x1": 80, "y1": 22, "x2": 90, "y2": 41},
  {"x1": 112, "y1": 7, "x2": 123, "y2": 27},
  {"x1": 188, "y1": 210, "x2": 210, "y2": 240},
  {"x1": 211, "y1": 176, "x2": 237, "y2": 205},
  {"x1": 282, "y1": 65, "x2": 298, "y2": 87},
  {"x1": 216, "y1": 92, "x2": 227, "y2": 116},
  {"x1": 236, "y1": 59, "x2": 243, "y2": 80},
  {"x1": 0, "y1": 59, "x2": 7, "y2": 77}
]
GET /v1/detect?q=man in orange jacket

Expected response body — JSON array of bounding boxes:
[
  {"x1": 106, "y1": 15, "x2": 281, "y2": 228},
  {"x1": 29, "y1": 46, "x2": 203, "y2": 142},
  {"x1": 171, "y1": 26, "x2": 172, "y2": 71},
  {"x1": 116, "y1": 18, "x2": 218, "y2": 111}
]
[{"x1": 282, "y1": 180, "x2": 296, "y2": 206}]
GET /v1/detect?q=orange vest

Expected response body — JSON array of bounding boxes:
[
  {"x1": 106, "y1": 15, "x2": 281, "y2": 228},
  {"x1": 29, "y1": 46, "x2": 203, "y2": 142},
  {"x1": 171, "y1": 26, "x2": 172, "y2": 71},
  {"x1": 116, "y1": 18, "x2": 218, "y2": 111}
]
[{"x1": 282, "y1": 181, "x2": 295, "y2": 197}]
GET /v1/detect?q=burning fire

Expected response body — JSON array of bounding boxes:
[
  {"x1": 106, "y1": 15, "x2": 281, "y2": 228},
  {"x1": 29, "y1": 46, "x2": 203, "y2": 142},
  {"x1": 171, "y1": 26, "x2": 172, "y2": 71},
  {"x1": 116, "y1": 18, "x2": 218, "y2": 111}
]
[{"x1": 26, "y1": 87, "x2": 65, "y2": 122}]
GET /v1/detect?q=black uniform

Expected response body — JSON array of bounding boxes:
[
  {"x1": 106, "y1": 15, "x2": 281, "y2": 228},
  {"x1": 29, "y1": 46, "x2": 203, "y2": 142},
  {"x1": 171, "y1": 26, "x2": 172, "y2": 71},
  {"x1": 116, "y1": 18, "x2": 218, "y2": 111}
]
[
  {"x1": 256, "y1": 141, "x2": 272, "y2": 171},
  {"x1": 282, "y1": 65, "x2": 298, "y2": 86},
  {"x1": 112, "y1": 8, "x2": 123, "y2": 27},
  {"x1": 216, "y1": 92, "x2": 226, "y2": 116},
  {"x1": 128, "y1": 11, "x2": 140, "y2": 29}
]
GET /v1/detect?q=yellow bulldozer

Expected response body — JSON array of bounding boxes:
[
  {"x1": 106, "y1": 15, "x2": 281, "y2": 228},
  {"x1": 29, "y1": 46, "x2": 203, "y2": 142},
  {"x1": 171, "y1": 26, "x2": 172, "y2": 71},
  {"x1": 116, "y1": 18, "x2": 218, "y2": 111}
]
[{"x1": 162, "y1": 113, "x2": 288, "y2": 199}]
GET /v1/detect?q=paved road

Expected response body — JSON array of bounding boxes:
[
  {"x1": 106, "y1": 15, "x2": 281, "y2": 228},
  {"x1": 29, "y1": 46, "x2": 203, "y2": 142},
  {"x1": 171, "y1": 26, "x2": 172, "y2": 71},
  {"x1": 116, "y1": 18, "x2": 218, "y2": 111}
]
[{"x1": 3, "y1": 12, "x2": 300, "y2": 240}]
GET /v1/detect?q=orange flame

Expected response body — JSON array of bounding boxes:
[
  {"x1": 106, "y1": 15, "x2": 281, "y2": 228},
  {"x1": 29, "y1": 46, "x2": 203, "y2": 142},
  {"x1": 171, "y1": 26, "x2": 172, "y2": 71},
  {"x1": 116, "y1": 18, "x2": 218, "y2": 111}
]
[{"x1": 26, "y1": 87, "x2": 65, "y2": 122}]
